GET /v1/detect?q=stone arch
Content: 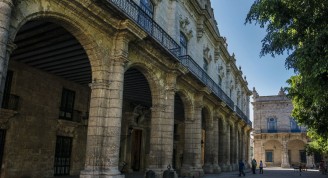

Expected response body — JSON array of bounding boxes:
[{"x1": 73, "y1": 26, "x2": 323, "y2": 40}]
[
  {"x1": 124, "y1": 62, "x2": 163, "y2": 108},
  {"x1": 263, "y1": 140, "x2": 283, "y2": 166},
  {"x1": 287, "y1": 139, "x2": 307, "y2": 166},
  {"x1": 175, "y1": 89, "x2": 193, "y2": 121},
  {"x1": 9, "y1": 1, "x2": 110, "y2": 79}
]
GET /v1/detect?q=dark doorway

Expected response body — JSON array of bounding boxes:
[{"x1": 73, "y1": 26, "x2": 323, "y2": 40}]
[
  {"x1": 0, "y1": 129, "x2": 6, "y2": 174},
  {"x1": 54, "y1": 136, "x2": 73, "y2": 176},
  {"x1": 131, "y1": 129, "x2": 142, "y2": 171}
]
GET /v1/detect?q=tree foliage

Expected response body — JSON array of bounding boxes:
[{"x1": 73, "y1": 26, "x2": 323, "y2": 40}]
[{"x1": 245, "y1": 0, "x2": 328, "y2": 139}]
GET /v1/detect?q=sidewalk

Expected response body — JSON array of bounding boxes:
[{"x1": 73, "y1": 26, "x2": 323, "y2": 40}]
[{"x1": 204, "y1": 167, "x2": 327, "y2": 178}]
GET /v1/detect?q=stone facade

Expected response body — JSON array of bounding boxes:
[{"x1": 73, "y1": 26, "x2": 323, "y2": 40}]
[
  {"x1": 252, "y1": 88, "x2": 313, "y2": 168},
  {"x1": 0, "y1": 0, "x2": 252, "y2": 178}
]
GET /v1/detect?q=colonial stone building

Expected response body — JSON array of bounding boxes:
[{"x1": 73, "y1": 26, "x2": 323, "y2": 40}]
[
  {"x1": 0, "y1": 0, "x2": 252, "y2": 177},
  {"x1": 252, "y1": 88, "x2": 313, "y2": 168}
]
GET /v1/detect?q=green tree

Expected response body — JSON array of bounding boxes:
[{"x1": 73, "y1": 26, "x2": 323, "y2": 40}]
[{"x1": 245, "y1": 0, "x2": 328, "y2": 138}]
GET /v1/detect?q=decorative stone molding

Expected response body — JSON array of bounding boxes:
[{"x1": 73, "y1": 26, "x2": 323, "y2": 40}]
[
  {"x1": 214, "y1": 47, "x2": 220, "y2": 62},
  {"x1": 6, "y1": 40, "x2": 17, "y2": 54},
  {"x1": 179, "y1": 16, "x2": 193, "y2": 40},
  {"x1": 132, "y1": 105, "x2": 150, "y2": 125},
  {"x1": 89, "y1": 79, "x2": 112, "y2": 89},
  {"x1": 57, "y1": 119, "x2": 79, "y2": 137},
  {"x1": 197, "y1": 22, "x2": 205, "y2": 40},
  {"x1": 0, "y1": 109, "x2": 18, "y2": 129},
  {"x1": 203, "y1": 45, "x2": 212, "y2": 64},
  {"x1": 231, "y1": 53, "x2": 236, "y2": 63}
]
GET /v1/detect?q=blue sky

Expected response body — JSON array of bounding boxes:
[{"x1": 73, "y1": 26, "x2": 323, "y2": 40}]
[{"x1": 211, "y1": 1, "x2": 295, "y2": 97}]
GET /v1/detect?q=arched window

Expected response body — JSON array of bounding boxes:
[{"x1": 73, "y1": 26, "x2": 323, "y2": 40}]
[
  {"x1": 180, "y1": 32, "x2": 188, "y2": 56},
  {"x1": 290, "y1": 117, "x2": 300, "y2": 132},
  {"x1": 267, "y1": 117, "x2": 277, "y2": 133},
  {"x1": 140, "y1": 0, "x2": 154, "y2": 17}
]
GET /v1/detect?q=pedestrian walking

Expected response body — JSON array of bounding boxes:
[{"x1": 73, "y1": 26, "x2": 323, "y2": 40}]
[
  {"x1": 239, "y1": 160, "x2": 246, "y2": 176},
  {"x1": 251, "y1": 159, "x2": 257, "y2": 174},
  {"x1": 259, "y1": 160, "x2": 263, "y2": 174}
]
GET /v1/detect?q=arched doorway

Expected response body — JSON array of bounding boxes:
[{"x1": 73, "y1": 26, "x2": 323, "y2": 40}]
[
  {"x1": 287, "y1": 140, "x2": 306, "y2": 166},
  {"x1": 263, "y1": 140, "x2": 282, "y2": 167},
  {"x1": 119, "y1": 68, "x2": 152, "y2": 173},
  {"x1": 2, "y1": 20, "x2": 92, "y2": 177}
]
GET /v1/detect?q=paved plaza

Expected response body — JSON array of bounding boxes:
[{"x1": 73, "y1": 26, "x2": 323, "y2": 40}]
[{"x1": 204, "y1": 167, "x2": 327, "y2": 178}]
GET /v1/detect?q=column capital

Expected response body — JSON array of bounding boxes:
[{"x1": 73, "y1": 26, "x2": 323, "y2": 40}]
[{"x1": 89, "y1": 79, "x2": 112, "y2": 89}]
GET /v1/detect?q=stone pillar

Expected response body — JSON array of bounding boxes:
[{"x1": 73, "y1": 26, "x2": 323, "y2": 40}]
[
  {"x1": 219, "y1": 119, "x2": 231, "y2": 171},
  {"x1": 306, "y1": 155, "x2": 314, "y2": 168},
  {"x1": 230, "y1": 124, "x2": 236, "y2": 170},
  {"x1": 281, "y1": 140, "x2": 290, "y2": 168},
  {"x1": 147, "y1": 72, "x2": 177, "y2": 177},
  {"x1": 0, "y1": 0, "x2": 14, "y2": 105},
  {"x1": 181, "y1": 101, "x2": 203, "y2": 176},
  {"x1": 204, "y1": 123, "x2": 213, "y2": 173},
  {"x1": 212, "y1": 117, "x2": 221, "y2": 173},
  {"x1": 163, "y1": 72, "x2": 177, "y2": 169},
  {"x1": 80, "y1": 32, "x2": 131, "y2": 178}
]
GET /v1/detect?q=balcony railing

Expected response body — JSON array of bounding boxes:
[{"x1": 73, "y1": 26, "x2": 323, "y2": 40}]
[
  {"x1": 1, "y1": 94, "x2": 20, "y2": 111},
  {"x1": 106, "y1": 0, "x2": 251, "y2": 126},
  {"x1": 257, "y1": 128, "x2": 307, "y2": 133},
  {"x1": 180, "y1": 55, "x2": 234, "y2": 110},
  {"x1": 108, "y1": 0, "x2": 181, "y2": 57},
  {"x1": 235, "y1": 105, "x2": 248, "y2": 122}
]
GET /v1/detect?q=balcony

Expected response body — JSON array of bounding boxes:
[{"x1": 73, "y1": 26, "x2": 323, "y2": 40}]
[
  {"x1": 104, "y1": 0, "x2": 251, "y2": 126},
  {"x1": 257, "y1": 128, "x2": 307, "y2": 133}
]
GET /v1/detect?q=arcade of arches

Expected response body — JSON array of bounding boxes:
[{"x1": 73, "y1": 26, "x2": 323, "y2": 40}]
[{"x1": 0, "y1": 0, "x2": 251, "y2": 178}]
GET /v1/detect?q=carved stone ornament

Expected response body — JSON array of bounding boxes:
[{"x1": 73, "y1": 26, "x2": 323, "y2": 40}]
[
  {"x1": 179, "y1": 16, "x2": 193, "y2": 40},
  {"x1": 0, "y1": 109, "x2": 18, "y2": 129},
  {"x1": 57, "y1": 119, "x2": 79, "y2": 137},
  {"x1": 218, "y1": 65, "x2": 225, "y2": 77},
  {"x1": 214, "y1": 47, "x2": 220, "y2": 62},
  {"x1": 203, "y1": 45, "x2": 212, "y2": 64}
]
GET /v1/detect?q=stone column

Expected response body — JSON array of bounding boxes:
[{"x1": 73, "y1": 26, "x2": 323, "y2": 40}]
[
  {"x1": 0, "y1": 0, "x2": 14, "y2": 104},
  {"x1": 219, "y1": 119, "x2": 231, "y2": 171},
  {"x1": 181, "y1": 101, "x2": 203, "y2": 176},
  {"x1": 80, "y1": 32, "x2": 131, "y2": 178},
  {"x1": 306, "y1": 155, "x2": 314, "y2": 168},
  {"x1": 163, "y1": 72, "x2": 177, "y2": 170},
  {"x1": 281, "y1": 140, "x2": 290, "y2": 168},
  {"x1": 230, "y1": 124, "x2": 236, "y2": 170},
  {"x1": 204, "y1": 123, "x2": 213, "y2": 173},
  {"x1": 212, "y1": 117, "x2": 221, "y2": 173},
  {"x1": 147, "y1": 72, "x2": 177, "y2": 177}
]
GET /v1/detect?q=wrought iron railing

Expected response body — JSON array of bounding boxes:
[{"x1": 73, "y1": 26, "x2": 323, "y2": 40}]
[
  {"x1": 105, "y1": 0, "x2": 251, "y2": 126},
  {"x1": 108, "y1": 0, "x2": 181, "y2": 57},
  {"x1": 235, "y1": 105, "x2": 248, "y2": 122},
  {"x1": 257, "y1": 128, "x2": 307, "y2": 133},
  {"x1": 1, "y1": 94, "x2": 20, "y2": 111},
  {"x1": 179, "y1": 55, "x2": 234, "y2": 110}
]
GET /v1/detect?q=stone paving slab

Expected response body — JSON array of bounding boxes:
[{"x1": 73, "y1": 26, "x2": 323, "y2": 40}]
[{"x1": 204, "y1": 167, "x2": 328, "y2": 178}]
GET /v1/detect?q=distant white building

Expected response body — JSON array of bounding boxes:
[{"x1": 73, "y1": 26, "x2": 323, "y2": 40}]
[{"x1": 252, "y1": 88, "x2": 314, "y2": 168}]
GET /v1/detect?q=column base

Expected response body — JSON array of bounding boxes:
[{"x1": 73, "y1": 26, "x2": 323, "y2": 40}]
[
  {"x1": 219, "y1": 164, "x2": 232, "y2": 172},
  {"x1": 212, "y1": 164, "x2": 221, "y2": 173},
  {"x1": 80, "y1": 170, "x2": 124, "y2": 178},
  {"x1": 180, "y1": 166, "x2": 203, "y2": 177},
  {"x1": 203, "y1": 163, "x2": 213, "y2": 173},
  {"x1": 281, "y1": 163, "x2": 290, "y2": 168},
  {"x1": 231, "y1": 163, "x2": 238, "y2": 171}
]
